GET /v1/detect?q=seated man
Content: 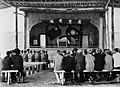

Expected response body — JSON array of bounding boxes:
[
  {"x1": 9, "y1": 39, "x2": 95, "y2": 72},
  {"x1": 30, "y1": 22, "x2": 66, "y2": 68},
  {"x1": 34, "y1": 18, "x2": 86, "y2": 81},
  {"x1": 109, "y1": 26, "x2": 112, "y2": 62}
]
[
  {"x1": 53, "y1": 50, "x2": 64, "y2": 83},
  {"x1": 2, "y1": 51, "x2": 13, "y2": 82},
  {"x1": 94, "y1": 49, "x2": 105, "y2": 71},
  {"x1": 11, "y1": 48, "x2": 24, "y2": 82},
  {"x1": 103, "y1": 49, "x2": 114, "y2": 81},
  {"x1": 84, "y1": 49, "x2": 95, "y2": 82},
  {"x1": 104, "y1": 49, "x2": 113, "y2": 71},
  {"x1": 113, "y1": 48, "x2": 120, "y2": 69},
  {"x1": 61, "y1": 50, "x2": 75, "y2": 82},
  {"x1": 74, "y1": 50, "x2": 85, "y2": 83}
]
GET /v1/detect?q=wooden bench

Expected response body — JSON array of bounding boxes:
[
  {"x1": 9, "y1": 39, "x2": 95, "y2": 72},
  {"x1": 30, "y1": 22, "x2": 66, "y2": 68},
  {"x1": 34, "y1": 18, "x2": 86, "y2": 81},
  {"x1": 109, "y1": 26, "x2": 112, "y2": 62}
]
[
  {"x1": 54, "y1": 70, "x2": 74, "y2": 85},
  {"x1": 54, "y1": 69, "x2": 120, "y2": 85},
  {"x1": 24, "y1": 62, "x2": 47, "y2": 76},
  {"x1": 1, "y1": 70, "x2": 18, "y2": 85},
  {"x1": 83, "y1": 69, "x2": 120, "y2": 83}
]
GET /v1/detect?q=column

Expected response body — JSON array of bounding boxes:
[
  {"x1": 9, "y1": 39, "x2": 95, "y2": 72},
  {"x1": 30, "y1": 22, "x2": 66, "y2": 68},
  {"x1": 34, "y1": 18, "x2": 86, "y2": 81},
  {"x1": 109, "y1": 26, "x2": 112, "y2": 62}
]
[
  {"x1": 105, "y1": 8, "x2": 110, "y2": 49},
  {"x1": 24, "y1": 13, "x2": 27, "y2": 49},
  {"x1": 111, "y1": 0, "x2": 115, "y2": 50},
  {"x1": 99, "y1": 17, "x2": 104, "y2": 50},
  {"x1": 26, "y1": 30, "x2": 30, "y2": 49},
  {"x1": 26, "y1": 17, "x2": 30, "y2": 49},
  {"x1": 15, "y1": 7, "x2": 18, "y2": 48},
  {"x1": 103, "y1": 14, "x2": 107, "y2": 49}
]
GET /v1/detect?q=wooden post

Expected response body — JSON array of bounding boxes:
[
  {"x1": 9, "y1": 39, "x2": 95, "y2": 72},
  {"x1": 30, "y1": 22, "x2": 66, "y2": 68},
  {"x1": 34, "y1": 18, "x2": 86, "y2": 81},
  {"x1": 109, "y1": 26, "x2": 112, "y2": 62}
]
[
  {"x1": 99, "y1": 17, "x2": 104, "y2": 50},
  {"x1": 111, "y1": 0, "x2": 115, "y2": 50},
  {"x1": 103, "y1": 13, "x2": 107, "y2": 49},
  {"x1": 24, "y1": 13, "x2": 27, "y2": 49},
  {"x1": 15, "y1": 7, "x2": 18, "y2": 48},
  {"x1": 106, "y1": 9, "x2": 110, "y2": 49}
]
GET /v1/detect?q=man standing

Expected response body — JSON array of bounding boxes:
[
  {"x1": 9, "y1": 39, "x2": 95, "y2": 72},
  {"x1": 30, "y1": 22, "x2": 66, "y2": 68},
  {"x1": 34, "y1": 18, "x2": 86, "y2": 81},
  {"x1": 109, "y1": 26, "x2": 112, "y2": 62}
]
[{"x1": 113, "y1": 48, "x2": 120, "y2": 69}]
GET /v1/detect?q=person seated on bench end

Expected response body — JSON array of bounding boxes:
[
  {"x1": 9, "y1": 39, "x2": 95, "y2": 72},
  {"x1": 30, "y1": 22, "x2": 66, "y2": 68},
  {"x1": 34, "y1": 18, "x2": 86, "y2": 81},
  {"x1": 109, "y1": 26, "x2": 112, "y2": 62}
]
[{"x1": 2, "y1": 51, "x2": 13, "y2": 82}]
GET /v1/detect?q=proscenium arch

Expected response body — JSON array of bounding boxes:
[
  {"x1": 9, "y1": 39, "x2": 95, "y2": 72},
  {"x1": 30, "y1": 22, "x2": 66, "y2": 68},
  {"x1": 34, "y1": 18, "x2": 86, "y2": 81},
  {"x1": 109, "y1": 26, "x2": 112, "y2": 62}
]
[{"x1": 29, "y1": 20, "x2": 99, "y2": 48}]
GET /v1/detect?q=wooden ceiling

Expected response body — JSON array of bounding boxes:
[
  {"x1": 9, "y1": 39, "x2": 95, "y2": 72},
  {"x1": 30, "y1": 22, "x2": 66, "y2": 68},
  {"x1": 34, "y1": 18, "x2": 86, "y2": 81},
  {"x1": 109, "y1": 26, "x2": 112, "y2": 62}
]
[
  {"x1": 0, "y1": 0, "x2": 11, "y2": 9},
  {"x1": 1, "y1": 0, "x2": 120, "y2": 9}
]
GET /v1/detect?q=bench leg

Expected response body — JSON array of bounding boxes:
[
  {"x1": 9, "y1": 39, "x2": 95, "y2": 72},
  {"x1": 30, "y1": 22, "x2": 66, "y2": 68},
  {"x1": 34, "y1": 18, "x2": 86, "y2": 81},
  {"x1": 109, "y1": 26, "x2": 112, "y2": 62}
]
[
  {"x1": 7, "y1": 72, "x2": 10, "y2": 85},
  {"x1": 55, "y1": 72, "x2": 61, "y2": 83},
  {"x1": 21, "y1": 76, "x2": 24, "y2": 83},
  {"x1": 116, "y1": 74, "x2": 120, "y2": 82},
  {"x1": 73, "y1": 72, "x2": 75, "y2": 80},
  {"x1": 60, "y1": 72, "x2": 65, "y2": 85}
]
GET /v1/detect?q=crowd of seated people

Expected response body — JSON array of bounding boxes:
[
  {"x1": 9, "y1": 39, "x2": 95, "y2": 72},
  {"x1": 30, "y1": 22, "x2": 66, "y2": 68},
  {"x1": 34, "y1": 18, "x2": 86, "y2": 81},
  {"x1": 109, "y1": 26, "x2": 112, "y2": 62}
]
[
  {"x1": 1, "y1": 48, "x2": 24, "y2": 83},
  {"x1": 20, "y1": 49, "x2": 50, "y2": 69},
  {"x1": 0, "y1": 48, "x2": 50, "y2": 83},
  {"x1": 54, "y1": 48, "x2": 120, "y2": 84}
]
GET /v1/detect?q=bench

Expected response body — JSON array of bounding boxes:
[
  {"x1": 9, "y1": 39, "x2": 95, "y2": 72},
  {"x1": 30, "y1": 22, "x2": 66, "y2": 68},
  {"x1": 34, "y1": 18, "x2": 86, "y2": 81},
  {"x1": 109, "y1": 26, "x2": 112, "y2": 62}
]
[
  {"x1": 1, "y1": 70, "x2": 18, "y2": 85},
  {"x1": 54, "y1": 70, "x2": 74, "y2": 85},
  {"x1": 54, "y1": 69, "x2": 120, "y2": 85},
  {"x1": 83, "y1": 69, "x2": 120, "y2": 83},
  {"x1": 24, "y1": 62, "x2": 47, "y2": 76}
]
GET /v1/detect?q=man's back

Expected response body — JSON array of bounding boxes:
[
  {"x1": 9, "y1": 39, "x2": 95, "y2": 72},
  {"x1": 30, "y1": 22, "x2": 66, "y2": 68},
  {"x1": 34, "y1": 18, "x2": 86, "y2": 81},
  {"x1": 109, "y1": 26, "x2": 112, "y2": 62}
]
[
  {"x1": 61, "y1": 55, "x2": 75, "y2": 72},
  {"x1": 75, "y1": 53, "x2": 85, "y2": 71},
  {"x1": 3, "y1": 56, "x2": 12, "y2": 70},
  {"x1": 104, "y1": 54, "x2": 113, "y2": 71},
  {"x1": 113, "y1": 52, "x2": 120, "y2": 68},
  {"x1": 94, "y1": 53, "x2": 105, "y2": 71},
  {"x1": 54, "y1": 53, "x2": 63, "y2": 71},
  {"x1": 12, "y1": 55, "x2": 23, "y2": 71}
]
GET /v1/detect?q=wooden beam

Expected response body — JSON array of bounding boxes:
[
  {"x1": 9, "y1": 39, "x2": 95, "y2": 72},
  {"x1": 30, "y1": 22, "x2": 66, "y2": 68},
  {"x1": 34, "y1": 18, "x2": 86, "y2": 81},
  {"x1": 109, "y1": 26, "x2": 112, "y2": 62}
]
[
  {"x1": 105, "y1": 0, "x2": 111, "y2": 9},
  {"x1": 15, "y1": 7, "x2": 18, "y2": 48},
  {"x1": 111, "y1": 0, "x2": 114, "y2": 50},
  {"x1": 4, "y1": 1, "x2": 106, "y2": 8},
  {"x1": 24, "y1": 13, "x2": 27, "y2": 49}
]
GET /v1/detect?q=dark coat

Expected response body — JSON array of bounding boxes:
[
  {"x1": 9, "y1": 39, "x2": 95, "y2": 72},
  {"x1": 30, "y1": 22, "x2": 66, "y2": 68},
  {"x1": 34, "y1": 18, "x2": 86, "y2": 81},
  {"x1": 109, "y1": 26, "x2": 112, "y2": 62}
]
[
  {"x1": 2, "y1": 56, "x2": 13, "y2": 70},
  {"x1": 12, "y1": 54, "x2": 23, "y2": 72},
  {"x1": 75, "y1": 53, "x2": 85, "y2": 72},
  {"x1": 41, "y1": 53, "x2": 49, "y2": 62},
  {"x1": 61, "y1": 55, "x2": 75, "y2": 72},
  {"x1": 94, "y1": 53, "x2": 105, "y2": 71}
]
